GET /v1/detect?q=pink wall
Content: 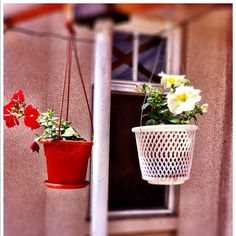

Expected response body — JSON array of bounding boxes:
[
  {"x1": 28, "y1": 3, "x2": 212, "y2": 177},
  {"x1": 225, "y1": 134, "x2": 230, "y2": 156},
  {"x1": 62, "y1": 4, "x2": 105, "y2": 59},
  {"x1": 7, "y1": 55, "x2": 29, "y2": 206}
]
[
  {"x1": 4, "y1": 4, "x2": 232, "y2": 236},
  {"x1": 178, "y1": 6, "x2": 232, "y2": 236},
  {"x1": 4, "y1": 10, "x2": 94, "y2": 236}
]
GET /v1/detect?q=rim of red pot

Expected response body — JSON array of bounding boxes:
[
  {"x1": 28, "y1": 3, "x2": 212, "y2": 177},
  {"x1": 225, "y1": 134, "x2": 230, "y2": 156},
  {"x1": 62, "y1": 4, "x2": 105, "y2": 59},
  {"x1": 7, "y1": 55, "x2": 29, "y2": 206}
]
[{"x1": 40, "y1": 139, "x2": 93, "y2": 145}]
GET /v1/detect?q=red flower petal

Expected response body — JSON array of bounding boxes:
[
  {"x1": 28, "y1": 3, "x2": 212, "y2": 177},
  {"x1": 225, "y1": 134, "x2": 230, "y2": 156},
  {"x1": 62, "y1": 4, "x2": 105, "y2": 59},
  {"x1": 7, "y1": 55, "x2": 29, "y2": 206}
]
[
  {"x1": 24, "y1": 116, "x2": 40, "y2": 130},
  {"x1": 4, "y1": 101, "x2": 15, "y2": 115},
  {"x1": 23, "y1": 105, "x2": 40, "y2": 130},
  {"x1": 5, "y1": 115, "x2": 19, "y2": 128},
  {"x1": 11, "y1": 90, "x2": 25, "y2": 104},
  {"x1": 4, "y1": 101, "x2": 19, "y2": 126},
  {"x1": 24, "y1": 105, "x2": 39, "y2": 118},
  {"x1": 29, "y1": 121, "x2": 40, "y2": 130}
]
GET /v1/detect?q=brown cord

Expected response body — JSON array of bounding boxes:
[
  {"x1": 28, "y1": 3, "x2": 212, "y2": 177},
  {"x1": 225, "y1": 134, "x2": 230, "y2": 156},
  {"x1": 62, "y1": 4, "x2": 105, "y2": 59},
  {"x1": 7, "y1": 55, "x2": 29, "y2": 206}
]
[
  {"x1": 72, "y1": 40, "x2": 94, "y2": 140},
  {"x1": 66, "y1": 33, "x2": 73, "y2": 121},
  {"x1": 58, "y1": 22, "x2": 94, "y2": 140},
  {"x1": 57, "y1": 31, "x2": 72, "y2": 140}
]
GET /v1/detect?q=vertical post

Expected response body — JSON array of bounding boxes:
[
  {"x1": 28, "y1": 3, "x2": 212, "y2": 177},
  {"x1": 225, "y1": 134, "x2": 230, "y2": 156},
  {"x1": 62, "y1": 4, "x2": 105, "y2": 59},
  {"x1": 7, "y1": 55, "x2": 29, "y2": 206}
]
[
  {"x1": 132, "y1": 32, "x2": 139, "y2": 82},
  {"x1": 91, "y1": 20, "x2": 113, "y2": 236}
]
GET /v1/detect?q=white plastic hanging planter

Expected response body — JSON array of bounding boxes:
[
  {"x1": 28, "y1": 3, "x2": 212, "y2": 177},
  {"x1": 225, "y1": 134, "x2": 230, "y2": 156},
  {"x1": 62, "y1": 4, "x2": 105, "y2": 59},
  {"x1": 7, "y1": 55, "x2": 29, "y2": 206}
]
[{"x1": 132, "y1": 125, "x2": 198, "y2": 185}]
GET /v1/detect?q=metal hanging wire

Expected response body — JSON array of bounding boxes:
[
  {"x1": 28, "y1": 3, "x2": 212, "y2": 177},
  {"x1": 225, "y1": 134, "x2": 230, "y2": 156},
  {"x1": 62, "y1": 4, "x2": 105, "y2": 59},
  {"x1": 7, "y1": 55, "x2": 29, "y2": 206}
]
[
  {"x1": 4, "y1": 5, "x2": 220, "y2": 44},
  {"x1": 139, "y1": 39, "x2": 165, "y2": 126},
  {"x1": 4, "y1": 4, "x2": 221, "y2": 129},
  {"x1": 139, "y1": 4, "x2": 175, "y2": 126}
]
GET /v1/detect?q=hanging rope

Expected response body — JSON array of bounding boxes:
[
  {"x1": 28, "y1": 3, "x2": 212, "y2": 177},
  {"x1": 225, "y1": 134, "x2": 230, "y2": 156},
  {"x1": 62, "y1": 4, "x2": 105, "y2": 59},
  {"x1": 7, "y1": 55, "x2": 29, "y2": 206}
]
[
  {"x1": 57, "y1": 22, "x2": 94, "y2": 141},
  {"x1": 72, "y1": 39, "x2": 94, "y2": 140},
  {"x1": 57, "y1": 30, "x2": 73, "y2": 140},
  {"x1": 4, "y1": 5, "x2": 220, "y2": 44},
  {"x1": 65, "y1": 23, "x2": 75, "y2": 121}
]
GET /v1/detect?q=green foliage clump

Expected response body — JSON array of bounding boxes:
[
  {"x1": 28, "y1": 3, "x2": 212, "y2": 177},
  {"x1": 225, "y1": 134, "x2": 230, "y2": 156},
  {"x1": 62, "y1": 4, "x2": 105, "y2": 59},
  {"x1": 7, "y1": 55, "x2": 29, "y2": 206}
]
[
  {"x1": 36, "y1": 109, "x2": 83, "y2": 141},
  {"x1": 140, "y1": 84, "x2": 205, "y2": 125}
]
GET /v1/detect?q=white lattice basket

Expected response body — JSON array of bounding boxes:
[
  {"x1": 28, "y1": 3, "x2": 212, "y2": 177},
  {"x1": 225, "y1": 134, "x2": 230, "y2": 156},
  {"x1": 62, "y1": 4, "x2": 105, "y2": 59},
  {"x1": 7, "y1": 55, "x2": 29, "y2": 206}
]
[{"x1": 132, "y1": 125, "x2": 198, "y2": 185}]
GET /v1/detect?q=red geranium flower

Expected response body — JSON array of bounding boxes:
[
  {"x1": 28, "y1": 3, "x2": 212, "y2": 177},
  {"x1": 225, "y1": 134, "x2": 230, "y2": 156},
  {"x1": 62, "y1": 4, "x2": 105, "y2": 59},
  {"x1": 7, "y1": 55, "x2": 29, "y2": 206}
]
[
  {"x1": 11, "y1": 89, "x2": 25, "y2": 104},
  {"x1": 24, "y1": 105, "x2": 40, "y2": 130},
  {"x1": 4, "y1": 102, "x2": 20, "y2": 128}
]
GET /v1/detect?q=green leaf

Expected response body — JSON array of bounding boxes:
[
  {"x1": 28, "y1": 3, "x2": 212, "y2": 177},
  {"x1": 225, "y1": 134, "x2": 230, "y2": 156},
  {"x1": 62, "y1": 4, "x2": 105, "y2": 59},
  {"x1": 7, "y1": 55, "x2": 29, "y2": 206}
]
[
  {"x1": 147, "y1": 112, "x2": 159, "y2": 120},
  {"x1": 159, "y1": 109, "x2": 169, "y2": 114},
  {"x1": 168, "y1": 118, "x2": 181, "y2": 124},
  {"x1": 62, "y1": 127, "x2": 79, "y2": 137},
  {"x1": 142, "y1": 83, "x2": 147, "y2": 91},
  {"x1": 181, "y1": 120, "x2": 190, "y2": 124},
  {"x1": 145, "y1": 119, "x2": 156, "y2": 126}
]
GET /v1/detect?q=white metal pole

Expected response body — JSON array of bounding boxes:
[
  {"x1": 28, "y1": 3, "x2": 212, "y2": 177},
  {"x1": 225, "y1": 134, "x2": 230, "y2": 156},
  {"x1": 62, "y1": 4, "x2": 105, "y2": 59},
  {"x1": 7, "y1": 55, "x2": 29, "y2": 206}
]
[
  {"x1": 133, "y1": 31, "x2": 139, "y2": 82},
  {"x1": 91, "y1": 20, "x2": 113, "y2": 236}
]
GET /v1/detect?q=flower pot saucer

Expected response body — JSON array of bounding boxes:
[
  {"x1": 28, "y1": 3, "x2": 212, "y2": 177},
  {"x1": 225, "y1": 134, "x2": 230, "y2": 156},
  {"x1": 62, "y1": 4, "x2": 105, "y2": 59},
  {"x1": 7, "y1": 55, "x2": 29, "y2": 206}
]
[{"x1": 44, "y1": 180, "x2": 89, "y2": 189}]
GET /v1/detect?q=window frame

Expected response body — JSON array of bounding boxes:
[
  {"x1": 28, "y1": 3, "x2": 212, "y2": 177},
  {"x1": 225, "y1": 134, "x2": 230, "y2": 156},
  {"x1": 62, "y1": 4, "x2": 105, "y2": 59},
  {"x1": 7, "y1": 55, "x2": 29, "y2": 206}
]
[
  {"x1": 108, "y1": 25, "x2": 182, "y2": 218},
  {"x1": 111, "y1": 27, "x2": 182, "y2": 92},
  {"x1": 108, "y1": 185, "x2": 176, "y2": 219}
]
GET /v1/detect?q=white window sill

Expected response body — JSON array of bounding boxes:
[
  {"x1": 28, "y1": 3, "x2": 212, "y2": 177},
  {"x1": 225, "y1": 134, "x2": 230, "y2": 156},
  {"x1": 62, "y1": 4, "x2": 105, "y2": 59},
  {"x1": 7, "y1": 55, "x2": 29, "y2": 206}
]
[{"x1": 108, "y1": 216, "x2": 178, "y2": 234}]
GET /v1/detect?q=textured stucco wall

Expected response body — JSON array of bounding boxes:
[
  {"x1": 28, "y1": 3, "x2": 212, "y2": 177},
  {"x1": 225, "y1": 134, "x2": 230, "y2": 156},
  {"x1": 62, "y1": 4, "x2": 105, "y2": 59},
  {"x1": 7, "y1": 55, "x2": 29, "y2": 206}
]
[
  {"x1": 178, "y1": 7, "x2": 232, "y2": 236},
  {"x1": 4, "y1": 4, "x2": 232, "y2": 236},
  {"x1": 4, "y1": 10, "x2": 94, "y2": 236}
]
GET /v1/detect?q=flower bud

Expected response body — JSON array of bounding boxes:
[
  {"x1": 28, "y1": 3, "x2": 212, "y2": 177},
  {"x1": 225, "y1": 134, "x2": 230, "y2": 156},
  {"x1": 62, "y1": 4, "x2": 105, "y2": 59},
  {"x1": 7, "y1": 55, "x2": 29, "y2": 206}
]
[
  {"x1": 30, "y1": 141, "x2": 40, "y2": 153},
  {"x1": 201, "y1": 103, "x2": 208, "y2": 113}
]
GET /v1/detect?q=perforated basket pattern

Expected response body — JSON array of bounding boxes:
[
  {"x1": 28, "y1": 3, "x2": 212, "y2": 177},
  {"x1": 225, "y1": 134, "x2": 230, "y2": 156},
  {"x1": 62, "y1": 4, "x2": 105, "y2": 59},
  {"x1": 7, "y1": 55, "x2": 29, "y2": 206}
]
[{"x1": 132, "y1": 125, "x2": 198, "y2": 185}]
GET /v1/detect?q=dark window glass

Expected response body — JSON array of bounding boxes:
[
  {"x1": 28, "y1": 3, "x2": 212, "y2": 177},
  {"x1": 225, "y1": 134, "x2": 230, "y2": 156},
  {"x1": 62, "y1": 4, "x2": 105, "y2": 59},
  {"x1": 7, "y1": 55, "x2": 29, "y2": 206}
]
[
  {"x1": 112, "y1": 32, "x2": 166, "y2": 83},
  {"x1": 138, "y1": 34, "x2": 166, "y2": 83},
  {"x1": 112, "y1": 31, "x2": 133, "y2": 81},
  {"x1": 108, "y1": 94, "x2": 168, "y2": 212}
]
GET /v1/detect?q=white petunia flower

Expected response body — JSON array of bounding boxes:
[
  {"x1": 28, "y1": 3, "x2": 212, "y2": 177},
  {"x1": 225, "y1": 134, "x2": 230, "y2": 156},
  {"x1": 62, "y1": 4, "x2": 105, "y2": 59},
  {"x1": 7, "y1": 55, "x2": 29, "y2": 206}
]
[
  {"x1": 158, "y1": 71, "x2": 188, "y2": 89},
  {"x1": 167, "y1": 86, "x2": 201, "y2": 115},
  {"x1": 201, "y1": 103, "x2": 208, "y2": 113}
]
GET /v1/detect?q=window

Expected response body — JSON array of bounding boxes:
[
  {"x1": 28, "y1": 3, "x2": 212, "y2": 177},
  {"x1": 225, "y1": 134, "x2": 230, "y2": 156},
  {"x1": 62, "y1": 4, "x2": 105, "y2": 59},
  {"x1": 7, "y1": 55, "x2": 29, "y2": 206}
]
[
  {"x1": 108, "y1": 31, "x2": 179, "y2": 218},
  {"x1": 112, "y1": 31, "x2": 166, "y2": 83},
  {"x1": 90, "y1": 17, "x2": 182, "y2": 235},
  {"x1": 109, "y1": 94, "x2": 175, "y2": 217}
]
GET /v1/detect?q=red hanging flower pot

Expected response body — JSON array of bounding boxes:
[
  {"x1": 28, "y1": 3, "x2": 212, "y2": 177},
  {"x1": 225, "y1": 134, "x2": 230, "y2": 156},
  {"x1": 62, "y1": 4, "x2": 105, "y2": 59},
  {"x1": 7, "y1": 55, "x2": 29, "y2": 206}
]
[
  {"x1": 40, "y1": 29, "x2": 94, "y2": 189},
  {"x1": 4, "y1": 26, "x2": 94, "y2": 190},
  {"x1": 41, "y1": 140, "x2": 93, "y2": 189}
]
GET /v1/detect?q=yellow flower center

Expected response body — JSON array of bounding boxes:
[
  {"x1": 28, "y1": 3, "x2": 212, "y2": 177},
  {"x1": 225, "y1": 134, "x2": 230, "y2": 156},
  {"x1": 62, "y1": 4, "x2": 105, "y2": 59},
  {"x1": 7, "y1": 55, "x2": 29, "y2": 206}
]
[
  {"x1": 176, "y1": 93, "x2": 188, "y2": 102},
  {"x1": 168, "y1": 77, "x2": 176, "y2": 85}
]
